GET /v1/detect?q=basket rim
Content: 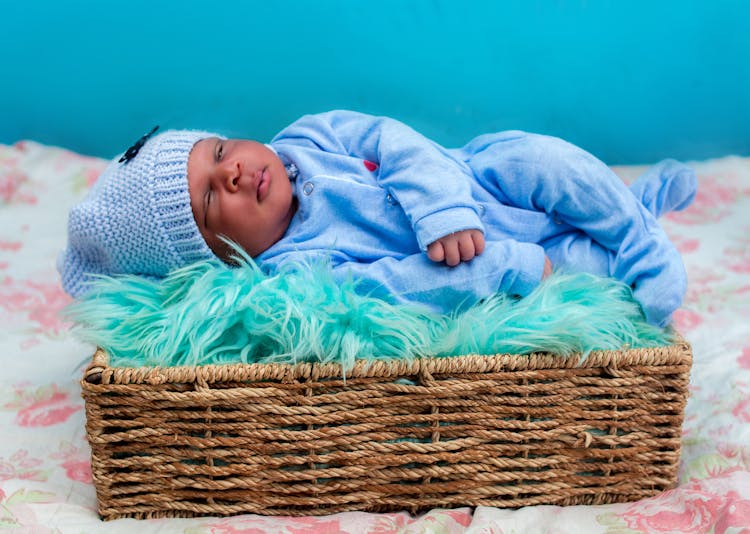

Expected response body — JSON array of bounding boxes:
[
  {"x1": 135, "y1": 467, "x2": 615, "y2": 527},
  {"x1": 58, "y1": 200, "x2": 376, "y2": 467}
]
[{"x1": 83, "y1": 338, "x2": 691, "y2": 386}]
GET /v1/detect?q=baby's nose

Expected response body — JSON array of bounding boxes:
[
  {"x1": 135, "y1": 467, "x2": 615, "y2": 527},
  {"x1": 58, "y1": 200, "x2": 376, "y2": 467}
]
[{"x1": 219, "y1": 160, "x2": 241, "y2": 191}]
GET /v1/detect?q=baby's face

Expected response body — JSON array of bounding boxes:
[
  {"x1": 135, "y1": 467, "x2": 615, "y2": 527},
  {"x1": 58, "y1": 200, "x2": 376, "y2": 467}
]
[{"x1": 187, "y1": 138, "x2": 296, "y2": 260}]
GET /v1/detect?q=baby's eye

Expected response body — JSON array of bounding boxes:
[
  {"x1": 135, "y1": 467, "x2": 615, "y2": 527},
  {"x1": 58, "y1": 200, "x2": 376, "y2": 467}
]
[
  {"x1": 202, "y1": 189, "x2": 214, "y2": 229},
  {"x1": 216, "y1": 142, "x2": 224, "y2": 161}
]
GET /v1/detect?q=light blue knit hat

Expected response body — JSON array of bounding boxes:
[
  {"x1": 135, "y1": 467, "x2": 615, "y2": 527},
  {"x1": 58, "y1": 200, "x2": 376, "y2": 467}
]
[{"x1": 58, "y1": 128, "x2": 222, "y2": 298}]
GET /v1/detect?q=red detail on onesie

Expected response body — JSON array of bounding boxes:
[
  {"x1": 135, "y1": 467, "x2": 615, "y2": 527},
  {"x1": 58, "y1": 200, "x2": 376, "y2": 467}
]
[{"x1": 363, "y1": 160, "x2": 378, "y2": 172}]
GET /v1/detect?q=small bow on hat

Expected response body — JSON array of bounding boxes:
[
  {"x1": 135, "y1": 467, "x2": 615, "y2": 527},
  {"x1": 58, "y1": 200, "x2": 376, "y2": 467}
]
[{"x1": 119, "y1": 125, "x2": 159, "y2": 164}]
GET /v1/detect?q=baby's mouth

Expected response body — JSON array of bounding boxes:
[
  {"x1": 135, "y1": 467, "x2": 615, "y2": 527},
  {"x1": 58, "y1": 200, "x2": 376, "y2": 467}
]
[{"x1": 256, "y1": 167, "x2": 270, "y2": 202}]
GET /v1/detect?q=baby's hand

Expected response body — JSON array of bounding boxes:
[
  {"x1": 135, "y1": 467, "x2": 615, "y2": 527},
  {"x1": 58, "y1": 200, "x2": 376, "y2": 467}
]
[{"x1": 427, "y1": 229, "x2": 485, "y2": 267}]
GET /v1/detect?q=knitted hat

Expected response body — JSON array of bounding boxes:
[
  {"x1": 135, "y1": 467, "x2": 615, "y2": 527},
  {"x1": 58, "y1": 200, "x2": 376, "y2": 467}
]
[{"x1": 58, "y1": 129, "x2": 222, "y2": 298}]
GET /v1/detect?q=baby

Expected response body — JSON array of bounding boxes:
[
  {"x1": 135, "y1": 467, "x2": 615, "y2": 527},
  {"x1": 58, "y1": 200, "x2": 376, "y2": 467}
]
[{"x1": 58, "y1": 110, "x2": 696, "y2": 327}]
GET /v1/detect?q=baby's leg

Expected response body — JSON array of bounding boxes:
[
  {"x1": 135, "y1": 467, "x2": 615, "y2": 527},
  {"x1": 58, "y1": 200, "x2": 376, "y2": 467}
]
[
  {"x1": 544, "y1": 233, "x2": 612, "y2": 278},
  {"x1": 463, "y1": 132, "x2": 687, "y2": 327},
  {"x1": 629, "y1": 160, "x2": 697, "y2": 218},
  {"x1": 543, "y1": 230, "x2": 685, "y2": 328}
]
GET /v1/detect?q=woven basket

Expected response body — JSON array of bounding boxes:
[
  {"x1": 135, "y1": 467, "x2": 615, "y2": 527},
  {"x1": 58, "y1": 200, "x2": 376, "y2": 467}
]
[{"x1": 81, "y1": 340, "x2": 691, "y2": 520}]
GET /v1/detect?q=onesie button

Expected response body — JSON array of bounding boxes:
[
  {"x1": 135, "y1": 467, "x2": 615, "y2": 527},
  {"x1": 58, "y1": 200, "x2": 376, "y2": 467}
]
[
  {"x1": 386, "y1": 193, "x2": 395, "y2": 204},
  {"x1": 302, "y1": 182, "x2": 315, "y2": 195},
  {"x1": 478, "y1": 204, "x2": 486, "y2": 215}
]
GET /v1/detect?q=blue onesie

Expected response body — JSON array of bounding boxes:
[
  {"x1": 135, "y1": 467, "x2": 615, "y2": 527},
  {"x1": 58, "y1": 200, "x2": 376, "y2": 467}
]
[{"x1": 261, "y1": 110, "x2": 693, "y2": 327}]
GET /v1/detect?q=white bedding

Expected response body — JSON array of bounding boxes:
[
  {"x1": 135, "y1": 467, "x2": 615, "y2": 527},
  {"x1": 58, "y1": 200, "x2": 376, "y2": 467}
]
[{"x1": 1, "y1": 141, "x2": 749, "y2": 533}]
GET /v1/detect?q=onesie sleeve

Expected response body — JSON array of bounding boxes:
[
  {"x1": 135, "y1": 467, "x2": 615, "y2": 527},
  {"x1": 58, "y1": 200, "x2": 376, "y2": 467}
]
[
  {"x1": 272, "y1": 110, "x2": 484, "y2": 250},
  {"x1": 262, "y1": 240, "x2": 547, "y2": 315}
]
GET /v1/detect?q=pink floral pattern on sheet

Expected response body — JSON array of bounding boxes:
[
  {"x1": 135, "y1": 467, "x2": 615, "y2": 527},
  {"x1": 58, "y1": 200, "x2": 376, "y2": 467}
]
[
  {"x1": 0, "y1": 151, "x2": 37, "y2": 205},
  {"x1": 0, "y1": 488, "x2": 60, "y2": 533},
  {"x1": 672, "y1": 308, "x2": 704, "y2": 332},
  {"x1": 733, "y1": 398, "x2": 750, "y2": 423},
  {"x1": 667, "y1": 172, "x2": 750, "y2": 225},
  {"x1": 0, "y1": 240, "x2": 23, "y2": 252},
  {"x1": 723, "y1": 229, "x2": 750, "y2": 274},
  {"x1": 670, "y1": 235, "x2": 701, "y2": 255},
  {"x1": 0, "y1": 277, "x2": 73, "y2": 339},
  {"x1": 0, "y1": 450, "x2": 48, "y2": 483},
  {"x1": 189, "y1": 508, "x2": 472, "y2": 534},
  {"x1": 191, "y1": 514, "x2": 392, "y2": 534},
  {"x1": 597, "y1": 470, "x2": 750, "y2": 533},
  {"x1": 3, "y1": 383, "x2": 82, "y2": 427},
  {"x1": 49, "y1": 442, "x2": 92, "y2": 484},
  {"x1": 38, "y1": 142, "x2": 106, "y2": 192},
  {"x1": 676, "y1": 265, "x2": 750, "y2": 327}
]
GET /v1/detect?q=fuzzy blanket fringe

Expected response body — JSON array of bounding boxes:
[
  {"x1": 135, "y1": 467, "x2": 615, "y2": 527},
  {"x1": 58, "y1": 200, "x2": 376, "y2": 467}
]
[{"x1": 64, "y1": 255, "x2": 673, "y2": 370}]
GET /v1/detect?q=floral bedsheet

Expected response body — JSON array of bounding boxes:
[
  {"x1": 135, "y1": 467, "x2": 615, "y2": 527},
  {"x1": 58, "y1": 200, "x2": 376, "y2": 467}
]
[{"x1": 1, "y1": 140, "x2": 749, "y2": 533}]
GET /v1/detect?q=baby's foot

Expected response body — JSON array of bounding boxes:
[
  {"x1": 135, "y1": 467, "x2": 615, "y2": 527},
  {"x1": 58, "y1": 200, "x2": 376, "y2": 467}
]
[{"x1": 630, "y1": 159, "x2": 697, "y2": 218}]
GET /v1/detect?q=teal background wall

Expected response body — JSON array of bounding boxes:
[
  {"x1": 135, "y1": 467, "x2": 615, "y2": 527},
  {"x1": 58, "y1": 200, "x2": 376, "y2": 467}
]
[{"x1": 1, "y1": 0, "x2": 748, "y2": 164}]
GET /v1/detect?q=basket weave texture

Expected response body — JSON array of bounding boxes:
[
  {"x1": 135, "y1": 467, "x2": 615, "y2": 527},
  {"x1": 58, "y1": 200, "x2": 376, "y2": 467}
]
[{"x1": 81, "y1": 341, "x2": 691, "y2": 520}]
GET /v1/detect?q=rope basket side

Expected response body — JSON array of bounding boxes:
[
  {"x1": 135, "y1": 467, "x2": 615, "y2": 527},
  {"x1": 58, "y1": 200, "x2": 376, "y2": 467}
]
[{"x1": 81, "y1": 341, "x2": 692, "y2": 519}]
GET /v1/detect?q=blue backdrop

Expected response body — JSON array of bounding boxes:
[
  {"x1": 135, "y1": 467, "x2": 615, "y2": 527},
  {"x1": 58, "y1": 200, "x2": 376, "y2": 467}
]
[{"x1": 2, "y1": 0, "x2": 748, "y2": 164}]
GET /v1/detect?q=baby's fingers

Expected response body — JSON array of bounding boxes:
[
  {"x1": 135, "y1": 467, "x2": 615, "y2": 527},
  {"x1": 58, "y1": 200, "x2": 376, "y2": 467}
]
[
  {"x1": 472, "y1": 231, "x2": 485, "y2": 256},
  {"x1": 427, "y1": 241, "x2": 446, "y2": 263},
  {"x1": 441, "y1": 239, "x2": 460, "y2": 266},
  {"x1": 458, "y1": 232, "x2": 477, "y2": 262}
]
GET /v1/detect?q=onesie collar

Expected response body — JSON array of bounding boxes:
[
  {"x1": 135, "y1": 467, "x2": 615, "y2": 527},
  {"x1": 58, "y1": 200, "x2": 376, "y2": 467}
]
[{"x1": 265, "y1": 143, "x2": 299, "y2": 180}]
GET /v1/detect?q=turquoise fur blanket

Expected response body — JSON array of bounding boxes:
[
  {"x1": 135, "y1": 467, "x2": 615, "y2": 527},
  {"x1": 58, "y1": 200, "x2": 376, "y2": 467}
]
[{"x1": 65, "y1": 256, "x2": 672, "y2": 370}]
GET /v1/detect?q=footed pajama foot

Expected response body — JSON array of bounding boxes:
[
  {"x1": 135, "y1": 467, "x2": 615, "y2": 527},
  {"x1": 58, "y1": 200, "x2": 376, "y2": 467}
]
[{"x1": 630, "y1": 159, "x2": 697, "y2": 218}]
